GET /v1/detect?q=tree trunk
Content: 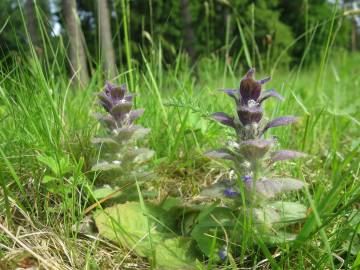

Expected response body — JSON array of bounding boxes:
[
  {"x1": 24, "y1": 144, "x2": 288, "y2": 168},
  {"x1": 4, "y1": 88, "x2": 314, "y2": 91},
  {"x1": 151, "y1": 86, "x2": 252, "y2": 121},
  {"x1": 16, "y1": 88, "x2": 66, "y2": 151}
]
[
  {"x1": 63, "y1": 0, "x2": 89, "y2": 88},
  {"x1": 352, "y1": 18, "x2": 357, "y2": 52},
  {"x1": 98, "y1": 0, "x2": 117, "y2": 79},
  {"x1": 25, "y1": 0, "x2": 41, "y2": 49},
  {"x1": 180, "y1": 0, "x2": 196, "y2": 61}
]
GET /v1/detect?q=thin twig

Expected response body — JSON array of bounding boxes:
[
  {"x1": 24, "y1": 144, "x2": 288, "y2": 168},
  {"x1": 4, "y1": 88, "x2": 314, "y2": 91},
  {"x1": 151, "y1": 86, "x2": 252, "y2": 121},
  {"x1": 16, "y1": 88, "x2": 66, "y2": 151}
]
[
  {"x1": 0, "y1": 222, "x2": 57, "y2": 270},
  {"x1": 84, "y1": 182, "x2": 133, "y2": 214}
]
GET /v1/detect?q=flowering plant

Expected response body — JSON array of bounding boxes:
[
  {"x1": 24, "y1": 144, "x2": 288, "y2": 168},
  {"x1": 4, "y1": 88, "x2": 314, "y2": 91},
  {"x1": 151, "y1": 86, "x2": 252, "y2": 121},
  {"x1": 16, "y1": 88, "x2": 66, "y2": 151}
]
[
  {"x1": 92, "y1": 73, "x2": 309, "y2": 267},
  {"x1": 91, "y1": 83, "x2": 154, "y2": 184},
  {"x1": 194, "y1": 69, "x2": 308, "y2": 259}
]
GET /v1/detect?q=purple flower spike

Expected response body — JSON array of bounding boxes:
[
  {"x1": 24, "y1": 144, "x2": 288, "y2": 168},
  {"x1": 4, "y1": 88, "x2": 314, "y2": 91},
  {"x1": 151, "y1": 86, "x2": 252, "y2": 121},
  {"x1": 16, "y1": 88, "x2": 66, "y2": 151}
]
[
  {"x1": 240, "y1": 68, "x2": 262, "y2": 104},
  {"x1": 92, "y1": 82, "x2": 154, "y2": 175},
  {"x1": 203, "y1": 69, "x2": 308, "y2": 245},
  {"x1": 96, "y1": 82, "x2": 145, "y2": 131},
  {"x1": 223, "y1": 188, "x2": 239, "y2": 197}
]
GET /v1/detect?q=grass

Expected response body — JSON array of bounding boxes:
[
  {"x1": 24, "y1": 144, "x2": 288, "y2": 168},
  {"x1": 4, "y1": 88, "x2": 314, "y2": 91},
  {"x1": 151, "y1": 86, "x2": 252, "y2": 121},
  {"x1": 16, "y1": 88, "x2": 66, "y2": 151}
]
[{"x1": 0, "y1": 11, "x2": 360, "y2": 270}]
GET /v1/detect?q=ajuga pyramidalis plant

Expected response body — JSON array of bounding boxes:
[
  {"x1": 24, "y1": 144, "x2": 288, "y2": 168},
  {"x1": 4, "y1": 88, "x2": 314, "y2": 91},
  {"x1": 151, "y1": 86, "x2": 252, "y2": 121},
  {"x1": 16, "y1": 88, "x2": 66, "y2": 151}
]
[
  {"x1": 199, "y1": 69, "x2": 308, "y2": 257},
  {"x1": 91, "y1": 83, "x2": 154, "y2": 185}
]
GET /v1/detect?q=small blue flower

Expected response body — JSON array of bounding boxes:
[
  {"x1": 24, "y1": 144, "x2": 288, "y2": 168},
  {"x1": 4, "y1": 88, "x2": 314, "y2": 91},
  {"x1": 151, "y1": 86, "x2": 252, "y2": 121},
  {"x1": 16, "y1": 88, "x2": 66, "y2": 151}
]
[
  {"x1": 223, "y1": 188, "x2": 239, "y2": 197},
  {"x1": 218, "y1": 247, "x2": 227, "y2": 260},
  {"x1": 242, "y1": 175, "x2": 252, "y2": 184}
]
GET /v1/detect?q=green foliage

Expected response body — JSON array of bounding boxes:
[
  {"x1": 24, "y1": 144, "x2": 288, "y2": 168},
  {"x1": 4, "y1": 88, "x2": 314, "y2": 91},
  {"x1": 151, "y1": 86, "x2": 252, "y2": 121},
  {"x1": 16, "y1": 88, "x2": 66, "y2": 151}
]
[
  {"x1": 279, "y1": 0, "x2": 352, "y2": 62},
  {"x1": 94, "y1": 201, "x2": 197, "y2": 269},
  {"x1": 154, "y1": 237, "x2": 196, "y2": 270},
  {"x1": 232, "y1": 0, "x2": 294, "y2": 66},
  {"x1": 190, "y1": 207, "x2": 233, "y2": 258},
  {"x1": 0, "y1": 0, "x2": 353, "y2": 70}
]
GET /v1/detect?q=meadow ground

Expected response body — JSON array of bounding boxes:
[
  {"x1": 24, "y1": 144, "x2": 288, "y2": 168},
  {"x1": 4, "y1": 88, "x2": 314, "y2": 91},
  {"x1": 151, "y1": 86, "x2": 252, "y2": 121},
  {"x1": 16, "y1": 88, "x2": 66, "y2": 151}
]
[{"x1": 0, "y1": 49, "x2": 359, "y2": 269}]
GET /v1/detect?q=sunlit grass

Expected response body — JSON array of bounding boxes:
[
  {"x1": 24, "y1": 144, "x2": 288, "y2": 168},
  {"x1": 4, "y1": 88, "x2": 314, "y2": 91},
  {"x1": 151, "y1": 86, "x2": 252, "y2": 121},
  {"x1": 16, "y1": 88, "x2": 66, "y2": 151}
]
[{"x1": 0, "y1": 5, "x2": 359, "y2": 268}]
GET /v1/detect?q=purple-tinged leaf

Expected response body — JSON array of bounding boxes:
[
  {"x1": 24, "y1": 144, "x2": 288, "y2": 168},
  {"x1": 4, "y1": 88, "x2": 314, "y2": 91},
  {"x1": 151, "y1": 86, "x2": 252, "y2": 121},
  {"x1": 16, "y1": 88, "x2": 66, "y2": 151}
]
[
  {"x1": 262, "y1": 116, "x2": 298, "y2": 134},
  {"x1": 239, "y1": 139, "x2": 273, "y2": 160},
  {"x1": 110, "y1": 102, "x2": 133, "y2": 120},
  {"x1": 237, "y1": 105, "x2": 263, "y2": 125},
  {"x1": 257, "y1": 76, "x2": 271, "y2": 85},
  {"x1": 94, "y1": 113, "x2": 117, "y2": 130},
  {"x1": 258, "y1": 89, "x2": 284, "y2": 104},
  {"x1": 254, "y1": 178, "x2": 306, "y2": 199},
  {"x1": 219, "y1": 89, "x2": 239, "y2": 103},
  {"x1": 210, "y1": 112, "x2": 235, "y2": 128},
  {"x1": 98, "y1": 93, "x2": 113, "y2": 112},
  {"x1": 270, "y1": 150, "x2": 307, "y2": 163},
  {"x1": 205, "y1": 149, "x2": 235, "y2": 160},
  {"x1": 128, "y1": 109, "x2": 145, "y2": 123}
]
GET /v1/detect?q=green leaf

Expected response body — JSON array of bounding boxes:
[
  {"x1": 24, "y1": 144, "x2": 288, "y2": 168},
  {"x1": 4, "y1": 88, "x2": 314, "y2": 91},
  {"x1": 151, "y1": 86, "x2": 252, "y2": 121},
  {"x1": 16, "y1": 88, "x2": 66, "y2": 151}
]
[
  {"x1": 265, "y1": 230, "x2": 298, "y2": 244},
  {"x1": 37, "y1": 154, "x2": 72, "y2": 176},
  {"x1": 94, "y1": 202, "x2": 173, "y2": 257},
  {"x1": 191, "y1": 224, "x2": 216, "y2": 257},
  {"x1": 254, "y1": 201, "x2": 307, "y2": 228},
  {"x1": 353, "y1": 251, "x2": 360, "y2": 269},
  {"x1": 154, "y1": 237, "x2": 196, "y2": 270},
  {"x1": 270, "y1": 201, "x2": 307, "y2": 224},
  {"x1": 254, "y1": 206, "x2": 281, "y2": 227},
  {"x1": 42, "y1": 175, "x2": 57, "y2": 184},
  {"x1": 191, "y1": 207, "x2": 233, "y2": 257},
  {"x1": 92, "y1": 186, "x2": 116, "y2": 199},
  {"x1": 160, "y1": 196, "x2": 183, "y2": 211},
  {"x1": 342, "y1": 233, "x2": 360, "y2": 255}
]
